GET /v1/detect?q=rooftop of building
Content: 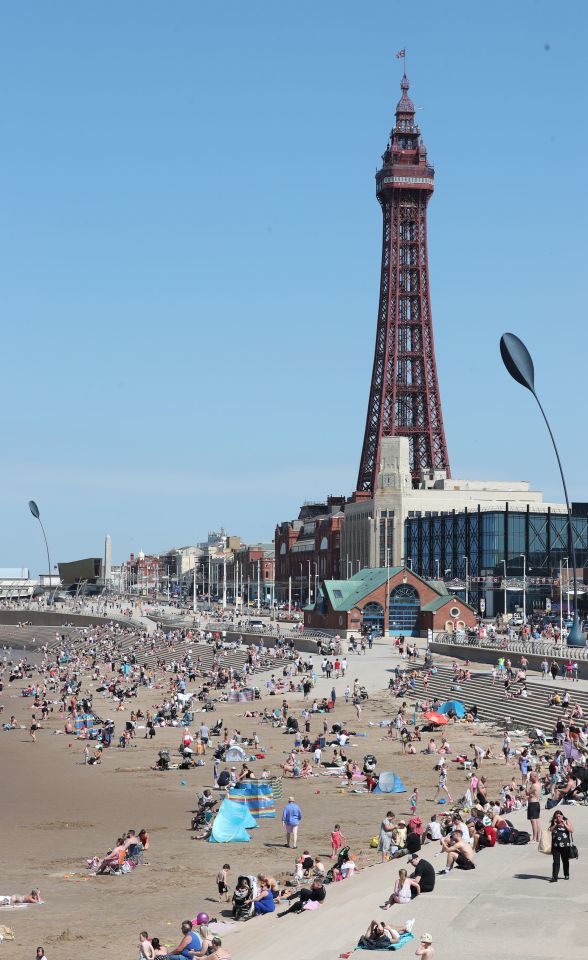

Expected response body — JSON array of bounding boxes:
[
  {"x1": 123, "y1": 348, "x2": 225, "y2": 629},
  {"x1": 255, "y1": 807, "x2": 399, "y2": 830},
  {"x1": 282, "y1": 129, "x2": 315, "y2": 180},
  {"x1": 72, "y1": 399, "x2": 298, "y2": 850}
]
[{"x1": 319, "y1": 567, "x2": 450, "y2": 612}]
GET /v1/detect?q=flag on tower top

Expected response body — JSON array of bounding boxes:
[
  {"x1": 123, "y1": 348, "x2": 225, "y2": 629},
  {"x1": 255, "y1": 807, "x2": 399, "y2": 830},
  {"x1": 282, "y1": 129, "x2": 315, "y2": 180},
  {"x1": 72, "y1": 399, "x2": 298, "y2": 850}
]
[{"x1": 396, "y1": 49, "x2": 405, "y2": 59}]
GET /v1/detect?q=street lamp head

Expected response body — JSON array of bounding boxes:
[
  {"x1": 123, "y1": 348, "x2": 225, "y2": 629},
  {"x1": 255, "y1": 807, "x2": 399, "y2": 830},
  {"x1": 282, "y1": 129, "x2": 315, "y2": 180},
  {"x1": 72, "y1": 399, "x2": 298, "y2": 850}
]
[
  {"x1": 499, "y1": 333, "x2": 536, "y2": 394},
  {"x1": 28, "y1": 500, "x2": 40, "y2": 520}
]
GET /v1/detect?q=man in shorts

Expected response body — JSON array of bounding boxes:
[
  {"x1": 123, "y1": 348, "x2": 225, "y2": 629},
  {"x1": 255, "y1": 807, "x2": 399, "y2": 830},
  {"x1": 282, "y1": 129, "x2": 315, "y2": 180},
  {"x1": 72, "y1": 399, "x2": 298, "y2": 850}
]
[
  {"x1": 526, "y1": 772, "x2": 542, "y2": 842},
  {"x1": 438, "y1": 831, "x2": 475, "y2": 873}
]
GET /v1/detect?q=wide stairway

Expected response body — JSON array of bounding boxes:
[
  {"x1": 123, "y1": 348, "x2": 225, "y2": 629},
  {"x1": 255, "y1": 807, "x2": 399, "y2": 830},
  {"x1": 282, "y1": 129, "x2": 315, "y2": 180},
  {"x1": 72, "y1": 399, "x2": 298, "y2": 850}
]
[
  {"x1": 35, "y1": 625, "x2": 293, "y2": 680},
  {"x1": 403, "y1": 662, "x2": 588, "y2": 732}
]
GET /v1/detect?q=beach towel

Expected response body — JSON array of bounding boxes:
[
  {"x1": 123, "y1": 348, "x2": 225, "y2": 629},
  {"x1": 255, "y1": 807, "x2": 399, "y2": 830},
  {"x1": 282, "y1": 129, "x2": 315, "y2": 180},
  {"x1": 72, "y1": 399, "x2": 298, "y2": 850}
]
[{"x1": 356, "y1": 932, "x2": 414, "y2": 951}]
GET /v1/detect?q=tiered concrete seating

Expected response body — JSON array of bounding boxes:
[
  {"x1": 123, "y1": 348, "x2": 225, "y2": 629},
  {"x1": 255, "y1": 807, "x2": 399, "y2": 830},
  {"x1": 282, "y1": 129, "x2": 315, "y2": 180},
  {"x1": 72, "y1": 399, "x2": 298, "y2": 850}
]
[{"x1": 403, "y1": 662, "x2": 588, "y2": 731}]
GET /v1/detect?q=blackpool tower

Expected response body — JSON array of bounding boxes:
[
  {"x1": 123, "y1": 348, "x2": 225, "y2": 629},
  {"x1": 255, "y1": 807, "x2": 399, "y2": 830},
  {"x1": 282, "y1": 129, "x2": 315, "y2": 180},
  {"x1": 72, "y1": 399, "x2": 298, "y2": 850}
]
[{"x1": 356, "y1": 73, "x2": 450, "y2": 493}]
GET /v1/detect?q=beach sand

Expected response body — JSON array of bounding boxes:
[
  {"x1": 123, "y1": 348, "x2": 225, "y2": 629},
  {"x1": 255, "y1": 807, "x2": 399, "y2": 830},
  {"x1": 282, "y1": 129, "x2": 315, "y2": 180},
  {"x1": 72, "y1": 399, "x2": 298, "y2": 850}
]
[{"x1": 1, "y1": 659, "x2": 513, "y2": 959}]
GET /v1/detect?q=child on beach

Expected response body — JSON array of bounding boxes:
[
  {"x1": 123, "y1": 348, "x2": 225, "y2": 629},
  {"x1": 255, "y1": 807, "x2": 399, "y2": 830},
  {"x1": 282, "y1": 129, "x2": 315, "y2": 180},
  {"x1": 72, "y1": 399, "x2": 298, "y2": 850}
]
[
  {"x1": 216, "y1": 864, "x2": 230, "y2": 902},
  {"x1": 331, "y1": 824, "x2": 344, "y2": 859},
  {"x1": 410, "y1": 787, "x2": 419, "y2": 816},
  {"x1": 415, "y1": 933, "x2": 434, "y2": 959}
]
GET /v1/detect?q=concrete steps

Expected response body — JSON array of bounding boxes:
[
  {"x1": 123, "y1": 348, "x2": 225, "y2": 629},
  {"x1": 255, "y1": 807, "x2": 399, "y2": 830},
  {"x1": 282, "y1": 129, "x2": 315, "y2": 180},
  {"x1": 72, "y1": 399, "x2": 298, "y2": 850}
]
[
  {"x1": 402, "y1": 663, "x2": 588, "y2": 732},
  {"x1": 9, "y1": 626, "x2": 288, "y2": 688}
]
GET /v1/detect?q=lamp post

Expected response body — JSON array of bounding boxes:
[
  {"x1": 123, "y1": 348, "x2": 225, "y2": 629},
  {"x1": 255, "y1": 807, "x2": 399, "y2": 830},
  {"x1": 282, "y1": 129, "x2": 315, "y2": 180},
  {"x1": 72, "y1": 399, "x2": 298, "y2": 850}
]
[
  {"x1": 385, "y1": 546, "x2": 391, "y2": 638},
  {"x1": 463, "y1": 556, "x2": 469, "y2": 605},
  {"x1": 559, "y1": 558, "x2": 564, "y2": 640},
  {"x1": 503, "y1": 559, "x2": 507, "y2": 619},
  {"x1": 28, "y1": 501, "x2": 52, "y2": 592},
  {"x1": 520, "y1": 554, "x2": 526, "y2": 625},
  {"x1": 563, "y1": 557, "x2": 570, "y2": 618},
  {"x1": 500, "y1": 333, "x2": 585, "y2": 647},
  {"x1": 435, "y1": 559, "x2": 440, "y2": 581},
  {"x1": 222, "y1": 538, "x2": 227, "y2": 609}
]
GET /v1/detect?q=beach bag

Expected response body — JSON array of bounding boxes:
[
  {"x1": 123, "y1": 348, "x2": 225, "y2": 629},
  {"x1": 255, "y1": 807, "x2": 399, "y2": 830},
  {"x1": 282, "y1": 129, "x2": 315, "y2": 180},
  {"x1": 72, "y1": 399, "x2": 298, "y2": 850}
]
[
  {"x1": 538, "y1": 830, "x2": 552, "y2": 854},
  {"x1": 370, "y1": 836, "x2": 379, "y2": 848},
  {"x1": 569, "y1": 834, "x2": 579, "y2": 860},
  {"x1": 545, "y1": 797, "x2": 559, "y2": 810},
  {"x1": 510, "y1": 830, "x2": 530, "y2": 845}
]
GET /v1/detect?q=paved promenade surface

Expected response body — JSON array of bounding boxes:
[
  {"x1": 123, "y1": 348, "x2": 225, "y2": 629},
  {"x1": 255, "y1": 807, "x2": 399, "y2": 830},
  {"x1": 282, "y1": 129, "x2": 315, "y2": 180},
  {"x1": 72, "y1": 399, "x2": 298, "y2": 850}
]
[{"x1": 228, "y1": 806, "x2": 587, "y2": 960}]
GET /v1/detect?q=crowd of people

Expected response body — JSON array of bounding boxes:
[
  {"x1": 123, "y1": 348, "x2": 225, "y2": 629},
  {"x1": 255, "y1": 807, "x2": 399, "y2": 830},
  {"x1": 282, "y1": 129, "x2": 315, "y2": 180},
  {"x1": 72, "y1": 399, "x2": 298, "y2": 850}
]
[{"x1": 1, "y1": 606, "x2": 587, "y2": 960}]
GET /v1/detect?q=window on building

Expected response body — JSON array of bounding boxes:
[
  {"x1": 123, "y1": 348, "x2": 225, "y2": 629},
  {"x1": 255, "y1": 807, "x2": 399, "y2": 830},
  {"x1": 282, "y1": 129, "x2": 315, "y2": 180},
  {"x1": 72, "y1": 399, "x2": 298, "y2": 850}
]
[
  {"x1": 507, "y1": 513, "x2": 525, "y2": 561},
  {"x1": 362, "y1": 601, "x2": 385, "y2": 635},
  {"x1": 388, "y1": 584, "x2": 420, "y2": 634}
]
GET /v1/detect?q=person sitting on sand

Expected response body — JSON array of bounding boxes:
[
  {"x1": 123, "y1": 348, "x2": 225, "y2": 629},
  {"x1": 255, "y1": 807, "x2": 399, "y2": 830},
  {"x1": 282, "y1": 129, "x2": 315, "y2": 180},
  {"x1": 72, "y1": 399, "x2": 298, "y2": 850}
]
[
  {"x1": 0, "y1": 889, "x2": 42, "y2": 906},
  {"x1": 95, "y1": 838, "x2": 126, "y2": 874},
  {"x1": 139, "y1": 931, "x2": 155, "y2": 959},
  {"x1": 138, "y1": 828, "x2": 150, "y2": 851},
  {"x1": 282, "y1": 756, "x2": 295, "y2": 777}
]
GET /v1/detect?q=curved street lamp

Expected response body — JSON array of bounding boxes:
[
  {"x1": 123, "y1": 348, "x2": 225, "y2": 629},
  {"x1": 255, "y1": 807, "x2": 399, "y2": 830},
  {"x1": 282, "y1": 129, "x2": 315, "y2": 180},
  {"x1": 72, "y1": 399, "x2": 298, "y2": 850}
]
[
  {"x1": 28, "y1": 500, "x2": 52, "y2": 590},
  {"x1": 500, "y1": 333, "x2": 585, "y2": 647}
]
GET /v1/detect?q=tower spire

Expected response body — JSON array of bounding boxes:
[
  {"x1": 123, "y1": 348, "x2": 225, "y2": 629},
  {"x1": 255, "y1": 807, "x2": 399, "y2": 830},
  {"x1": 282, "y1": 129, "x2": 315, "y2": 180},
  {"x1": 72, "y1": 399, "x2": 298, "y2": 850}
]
[
  {"x1": 396, "y1": 73, "x2": 415, "y2": 116},
  {"x1": 356, "y1": 73, "x2": 450, "y2": 492}
]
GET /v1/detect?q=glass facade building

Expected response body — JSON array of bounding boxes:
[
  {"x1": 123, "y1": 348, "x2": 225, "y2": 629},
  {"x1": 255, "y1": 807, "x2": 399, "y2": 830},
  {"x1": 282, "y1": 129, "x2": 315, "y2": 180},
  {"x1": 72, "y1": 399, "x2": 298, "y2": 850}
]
[{"x1": 404, "y1": 505, "x2": 588, "y2": 616}]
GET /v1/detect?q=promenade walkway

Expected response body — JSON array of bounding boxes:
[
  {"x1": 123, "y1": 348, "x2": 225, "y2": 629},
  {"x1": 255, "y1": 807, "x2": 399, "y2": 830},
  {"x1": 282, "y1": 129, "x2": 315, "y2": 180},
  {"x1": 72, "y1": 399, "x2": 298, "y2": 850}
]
[{"x1": 228, "y1": 806, "x2": 587, "y2": 959}]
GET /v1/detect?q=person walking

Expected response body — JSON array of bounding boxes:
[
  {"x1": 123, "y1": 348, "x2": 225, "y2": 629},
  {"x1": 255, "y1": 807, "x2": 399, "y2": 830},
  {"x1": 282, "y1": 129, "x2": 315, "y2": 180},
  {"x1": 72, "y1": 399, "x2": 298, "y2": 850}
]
[
  {"x1": 550, "y1": 661, "x2": 559, "y2": 681},
  {"x1": 282, "y1": 796, "x2": 302, "y2": 849},
  {"x1": 434, "y1": 766, "x2": 453, "y2": 803},
  {"x1": 549, "y1": 810, "x2": 574, "y2": 882}
]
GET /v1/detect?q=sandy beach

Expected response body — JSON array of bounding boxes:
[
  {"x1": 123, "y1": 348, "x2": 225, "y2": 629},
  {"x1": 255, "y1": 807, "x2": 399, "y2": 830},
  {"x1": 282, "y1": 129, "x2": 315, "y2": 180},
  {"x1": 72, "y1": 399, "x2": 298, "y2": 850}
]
[{"x1": 0, "y1": 635, "x2": 523, "y2": 960}]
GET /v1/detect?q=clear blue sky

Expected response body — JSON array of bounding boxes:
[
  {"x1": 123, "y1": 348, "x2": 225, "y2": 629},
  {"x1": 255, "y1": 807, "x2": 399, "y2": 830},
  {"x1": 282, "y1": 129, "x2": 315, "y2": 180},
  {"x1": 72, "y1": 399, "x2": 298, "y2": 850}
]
[{"x1": 2, "y1": 1, "x2": 587, "y2": 574}]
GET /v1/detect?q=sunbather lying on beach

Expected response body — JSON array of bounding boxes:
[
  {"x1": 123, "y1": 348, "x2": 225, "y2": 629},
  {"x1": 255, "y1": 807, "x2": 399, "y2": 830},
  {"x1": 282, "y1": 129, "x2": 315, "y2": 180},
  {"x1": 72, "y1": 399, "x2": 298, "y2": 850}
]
[{"x1": 0, "y1": 889, "x2": 42, "y2": 906}]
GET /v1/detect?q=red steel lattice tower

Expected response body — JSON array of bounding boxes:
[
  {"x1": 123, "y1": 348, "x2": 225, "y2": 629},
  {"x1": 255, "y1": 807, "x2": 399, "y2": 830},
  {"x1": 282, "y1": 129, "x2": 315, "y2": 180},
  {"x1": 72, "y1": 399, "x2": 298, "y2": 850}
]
[{"x1": 356, "y1": 73, "x2": 450, "y2": 492}]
